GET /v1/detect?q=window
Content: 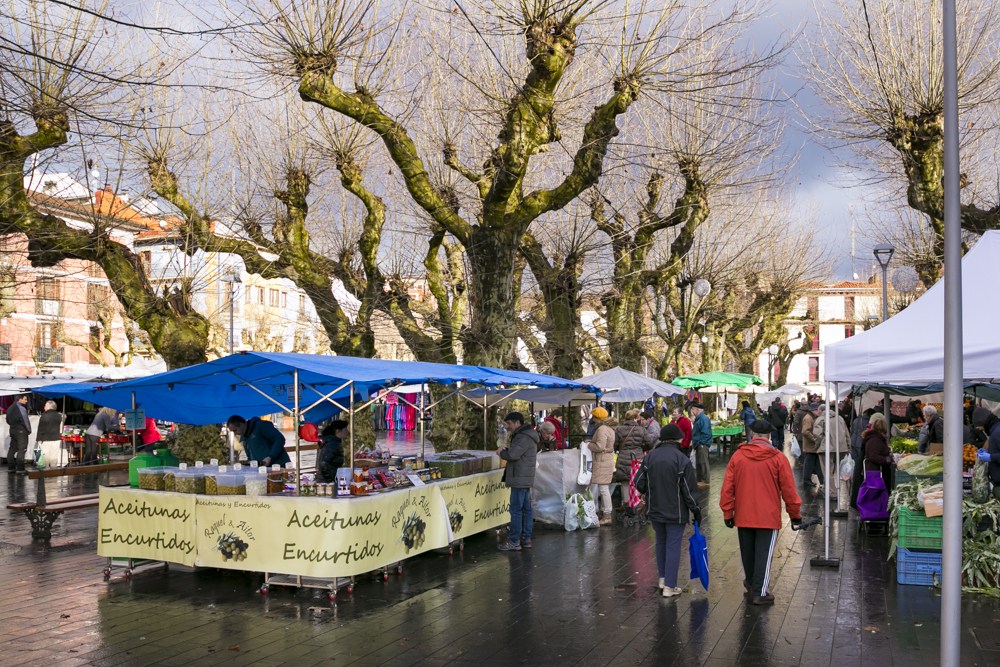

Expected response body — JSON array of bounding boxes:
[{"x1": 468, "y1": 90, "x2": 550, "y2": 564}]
[
  {"x1": 811, "y1": 329, "x2": 820, "y2": 352},
  {"x1": 87, "y1": 284, "x2": 111, "y2": 321},
  {"x1": 257, "y1": 287, "x2": 265, "y2": 305},
  {"x1": 281, "y1": 292, "x2": 287, "y2": 308},
  {"x1": 35, "y1": 277, "x2": 61, "y2": 316},
  {"x1": 808, "y1": 357, "x2": 820, "y2": 382},
  {"x1": 844, "y1": 295, "x2": 855, "y2": 320},
  {"x1": 269, "y1": 288, "x2": 280, "y2": 307},
  {"x1": 298, "y1": 294, "x2": 306, "y2": 314},
  {"x1": 0, "y1": 271, "x2": 14, "y2": 317},
  {"x1": 845, "y1": 324, "x2": 855, "y2": 338}
]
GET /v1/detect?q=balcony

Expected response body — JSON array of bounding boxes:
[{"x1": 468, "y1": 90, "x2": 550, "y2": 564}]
[
  {"x1": 35, "y1": 346, "x2": 64, "y2": 364},
  {"x1": 0, "y1": 343, "x2": 10, "y2": 361}
]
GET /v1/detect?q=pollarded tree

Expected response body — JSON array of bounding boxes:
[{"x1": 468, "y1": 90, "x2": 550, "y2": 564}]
[
  {"x1": 242, "y1": 0, "x2": 777, "y2": 369},
  {"x1": 0, "y1": 0, "x2": 212, "y2": 367},
  {"x1": 801, "y1": 0, "x2": 1000, "y2": 286}
]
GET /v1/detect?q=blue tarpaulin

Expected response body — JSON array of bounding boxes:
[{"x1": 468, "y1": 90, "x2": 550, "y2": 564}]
[{"x1": 36, "y1": 352, "x2": 595, "y2": 426}]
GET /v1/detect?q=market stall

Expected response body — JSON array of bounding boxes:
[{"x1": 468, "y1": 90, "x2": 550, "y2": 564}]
[
  {"x1": 58, "y1": 352, "x2": 596, "y2": 592},
  {"x1": 825, "y1": 231, "x2": 1000, "y2": 617}
]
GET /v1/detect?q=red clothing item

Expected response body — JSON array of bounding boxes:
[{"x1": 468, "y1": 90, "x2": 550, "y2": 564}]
[
  {"x1": 543, "y1": 416, "x2": 565, "y2": 444},
  {"x1": 720, "y1": 439, "x2": 802, "y2": 529},
  {"x1": 139, "y1": 417, "x2": 161, "y2": 446},
  {"x1": 674, "y1": 416, "x2": 693, "y2": 450}
]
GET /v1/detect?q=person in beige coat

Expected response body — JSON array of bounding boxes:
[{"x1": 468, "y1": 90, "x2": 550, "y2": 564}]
[
  {"x1": 800, "y1": 402, "x2": 823, "y2": 487},
  {"x1": 588, "y1": 407, "x2": 617, "y2": 525}
]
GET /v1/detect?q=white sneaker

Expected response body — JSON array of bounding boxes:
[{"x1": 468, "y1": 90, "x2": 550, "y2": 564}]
[
  {"x1": 662, "y1": 586, "x2": 683, "y2": 598},
  {"x1": 658, "y1": 578, "x2": 665, "y2": 589}
]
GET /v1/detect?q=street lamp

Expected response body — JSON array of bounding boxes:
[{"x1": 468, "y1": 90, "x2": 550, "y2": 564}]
[
  {"x1": 220, "y1": 270, "x2": 242, "y2": 354},
  {"x1": 767, "y1": 343, "x2": 779, "y2": 389},
  {"x1": 873, "y1": 244, "x2": 895, "y2": 322}
]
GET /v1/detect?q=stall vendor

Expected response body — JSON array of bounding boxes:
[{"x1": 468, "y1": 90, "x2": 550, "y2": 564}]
[
  {"x1": 226, "y1": 415, "x2": 291, "y2": 467},
  {"x1": 316, "y1": 421, "x2": 347, "y2": 484},
  {"x1": 135, "y1": 417, "x2": 162, "y2": 451},
  {"x1": 84, "y1": 407, "x2": 121, "y2": 464},
  {"x1": 972, "y1": 408, "x2": 1000, "y2": 502}
]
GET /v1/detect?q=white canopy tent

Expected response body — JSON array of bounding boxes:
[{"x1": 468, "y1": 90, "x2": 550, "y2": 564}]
[
  {"x1": 826, "y1": 230, "x2": 1000, "y2": 384},
  {"x1": 459, "y1": 387, "x2": 601, "y2": 409}
]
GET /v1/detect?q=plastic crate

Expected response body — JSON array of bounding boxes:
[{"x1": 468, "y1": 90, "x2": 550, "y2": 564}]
[
  {"x1": 897, "y1": 506, "x2": 943, "y2": 550},
  {"x1": 896, "y1": 546, "x2": 942, "y2": 586},
  {"x1": 894, "y1": 471, "x2": 943, "y2": 488}
]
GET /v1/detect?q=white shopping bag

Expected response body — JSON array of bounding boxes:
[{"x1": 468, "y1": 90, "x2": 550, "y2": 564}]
[
  {"x1": 580, "y1": 491, "x2": 600, "y2": 530},
  {"x1": 789, "y1": 435, "x2": 801, "y2": 458},
  {"x1": 577, "y1": 445, "x2": 593, "y2": 486},
  {"x1": 564, "y1": 493, "x2": 582, "y2": 531}
]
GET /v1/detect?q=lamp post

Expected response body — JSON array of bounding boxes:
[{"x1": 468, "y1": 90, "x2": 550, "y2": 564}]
[
  {"x1": 873, "y1": 244, "x2": 895, "y2": 322},
  {"x1": 872, "y1": 244, "x2": 895, "y2": 440},
  {"x1": 767, "y1": 343, "x2": 779, "y2": 389},
  {"x1": 220, "y1": 270, "x2": 242, "y2": 354}
]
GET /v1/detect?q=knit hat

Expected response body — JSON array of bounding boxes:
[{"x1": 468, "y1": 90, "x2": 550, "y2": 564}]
[
  {"x1": 591, "y1": 407, "x2": 609, "y2": 420},
  {"x1": 750, "y1": 419, "x2": 773, "y2": 433},
  {"x1": 660, "y1": 424, "x2": 684, "y2": 441},
  {"x1": 973, "y1": 407, "x2": 994, "y2": 427}
]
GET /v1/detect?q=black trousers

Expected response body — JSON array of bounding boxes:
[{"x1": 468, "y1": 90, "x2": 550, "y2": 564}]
[
  {"x1": 8, "y1": 429, "x2": 28, "y2": 469},
  {"x1": 737, "y1": 527, "x2": 779, "y2": 597}
]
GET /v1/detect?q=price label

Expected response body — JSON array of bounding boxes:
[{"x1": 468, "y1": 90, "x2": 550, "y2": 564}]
[{"x1": 124, "y1": 408, "x2": 146, "y2": 430}]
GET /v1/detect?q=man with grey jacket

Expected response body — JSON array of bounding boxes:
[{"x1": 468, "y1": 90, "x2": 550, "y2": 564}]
[{"x1": 497, "y1": 412, "x2": 539, "y2": 552}]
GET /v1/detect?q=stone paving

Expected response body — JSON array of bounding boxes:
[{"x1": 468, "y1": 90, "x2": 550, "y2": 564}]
[{"x1": 2, "y1": 453, "x2": 1000, "y2": 667}]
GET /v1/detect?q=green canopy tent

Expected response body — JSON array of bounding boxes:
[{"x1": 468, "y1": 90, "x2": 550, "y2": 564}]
[{"x1": 672, "y1": 372, "x2": 765, "y2": 419}]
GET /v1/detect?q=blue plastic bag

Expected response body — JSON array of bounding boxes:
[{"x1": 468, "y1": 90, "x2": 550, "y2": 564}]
[{"x1": 689, "y1": 521, "x2": 709, "y2": 591}]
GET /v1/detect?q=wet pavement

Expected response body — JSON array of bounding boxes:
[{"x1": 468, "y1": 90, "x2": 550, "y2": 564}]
[{"x1": 3, "y1": 448, "x2": 1000, "y2": 667}]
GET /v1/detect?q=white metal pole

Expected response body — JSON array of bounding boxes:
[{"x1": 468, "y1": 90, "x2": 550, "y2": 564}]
[
  {"x1": 823, "y1": 386, "x2": 831, "y2": 556},
  {"x1": 293, "y1": 369, "x2": 300, "y2": 495},
  {"x1": 419, "y1": 387, "x2": 426, "y2": 459},
  {"x1": 941, "y1": 0, "x2": 963, "y2": 663}
]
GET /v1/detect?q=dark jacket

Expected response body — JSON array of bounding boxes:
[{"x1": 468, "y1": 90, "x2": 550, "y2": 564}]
[
  {"x1": 740, "y1": 406, "x2": 756, "y2": 427},
  {"x1": 925, "y1": 415, "x2": 944, "y2": 444},
  {"x1": 849, "y1": 415, "x2": 868, "y2": 462},
  {"x1": 981, "y1": 413, "x2": 1000, "y2": 485},
  {"x1": 863, "y1": 429, "x2": 892, "y2": 468},
  {"x1": 316, "y1": 434, "x2": 345, "y2": 484},
  {"x1": 501, "y1": 424, "x2": 538, "y2": 488},
  {"x1": 6, "y1": 402, "x2": 30, "y2": 435},
  {"x1": 767, "y1": 403, "x2": 789, "y2": 430},
  {"x1": 642, "y1": 441, "x2": 699, "y2": 524},
  {"x1": 792, "y1": 406, "x2": 807, "y2": 438},
  {"x1": 613, "y1": 419, "x2": 656, "y2": 483},
  {"x1": 241, "y1": 417, "x2": 291, "y2": 466},
  {"x1": 691, "y1": 412, "x2": 712, "y2": 447},
  {"x1": 36, "y1": 409, "x2": 63, "y2": 442}
]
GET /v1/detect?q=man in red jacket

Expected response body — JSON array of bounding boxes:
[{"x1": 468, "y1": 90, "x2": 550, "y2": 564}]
[{"x1": 720, "y1": 419, "x2": 802, "y2": 606}]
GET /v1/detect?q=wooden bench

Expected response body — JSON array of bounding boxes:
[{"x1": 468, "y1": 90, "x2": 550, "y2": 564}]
[{"x1": 6, "y1": 463, "x2": 128, "y2": 539}]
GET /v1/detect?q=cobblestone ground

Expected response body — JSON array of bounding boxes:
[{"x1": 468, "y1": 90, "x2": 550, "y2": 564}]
[{"x1": 2, "y1": 451, "x2": 999, "y2": 667}]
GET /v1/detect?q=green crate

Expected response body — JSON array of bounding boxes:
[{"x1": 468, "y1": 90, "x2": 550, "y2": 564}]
[{"x1": 897, "y1": 506, "x2": 943, "y2": 550}]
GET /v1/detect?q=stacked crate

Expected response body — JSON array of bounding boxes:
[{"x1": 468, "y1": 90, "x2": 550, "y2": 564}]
[{"x1": 895, "y1": 506, "x2": 943, "y2": 586}]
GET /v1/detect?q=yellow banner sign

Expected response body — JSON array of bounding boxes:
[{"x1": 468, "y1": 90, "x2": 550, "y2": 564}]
[
  {"x1": 194, "y1": 486, "x2": 449, "y2": 577},
  {"x1": 97, "y1": 487, "x2": 197, "y2": 565},
  {"x1": 436, "y1": 470, "x2": 509, "y2": 541}
]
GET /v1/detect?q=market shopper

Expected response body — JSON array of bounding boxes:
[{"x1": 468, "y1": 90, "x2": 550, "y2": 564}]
[
  {"x1": 497, "y1": 412, "x2": 539, "y2": 551},
  {"x1": 6, "y1": 394, "x2": 31, "y2": 473},
  {"x1": 315, "y1": 421, "x2": 347, "y2": 484},
  {"x1": 639, "y1": 423, "x2": 701, "y2": 597},
  {"x1": 740, "y1": 401, "x2": 756, "y2": 443},
  {"x1": 226, "y1": 414, "x2": 291, "y2": 467},
  {"x1": 767, "y1": 398, "x2": 788, "y2": 450},
  {"x1": 641, "y1": 410, "x2": 661, "y2": 441},
  {"x1": 84, "y1": 406, "x2": 120, "y2": 465},
  {"x1": 918, "y1": 405, "x2": 944, "y2": 454},
  {"x1": 720, "y1": 419, "x2": 802, "y2": 606},
  {"x1": 671, "y1": 407, "x2": 693, "y2": 452},
  {"x1": 863, "y1": 413, "x2": 893, "y2": 490},
  {"x1": 800, "y1": 402, "x2": 823, "y2": 487},
  {"x1": 35, "y1": 400, "x2": 64, "y2": 467},
  {"x1": 537, "y1": 421, "x2": 560, "y2": 452},
  {"x1": 690, "y1": 403, "x2": 712, "y2": 488},
  {"x1": 614, "y1": 408, "x2": 655, "y2": 485},
  {"x1": 849, "y1": 408, "x2": 876, "y2": 508},
  {"x1": 590, "y1": 407, "x2": 617, "y2": 525}
]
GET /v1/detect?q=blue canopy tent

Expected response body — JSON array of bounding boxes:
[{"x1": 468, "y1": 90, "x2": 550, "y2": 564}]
[{"x1": 37, "y1": 351, "x2": 597, "y2": 468}]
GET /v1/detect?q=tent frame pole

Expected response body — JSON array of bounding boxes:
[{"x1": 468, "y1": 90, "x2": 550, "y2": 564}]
[
  {"x1": 810, "y1": 381, "x2": 839, "y2": 568},
  {"x1": 941, "y1": 0, "x2": 963, "y2": 663},
  {"x1": 831, "y1": 382, "x2": 849, "y2": 519},
  {"x1": 293, "y1": 369, "x2": 300, "y2": 495}
]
